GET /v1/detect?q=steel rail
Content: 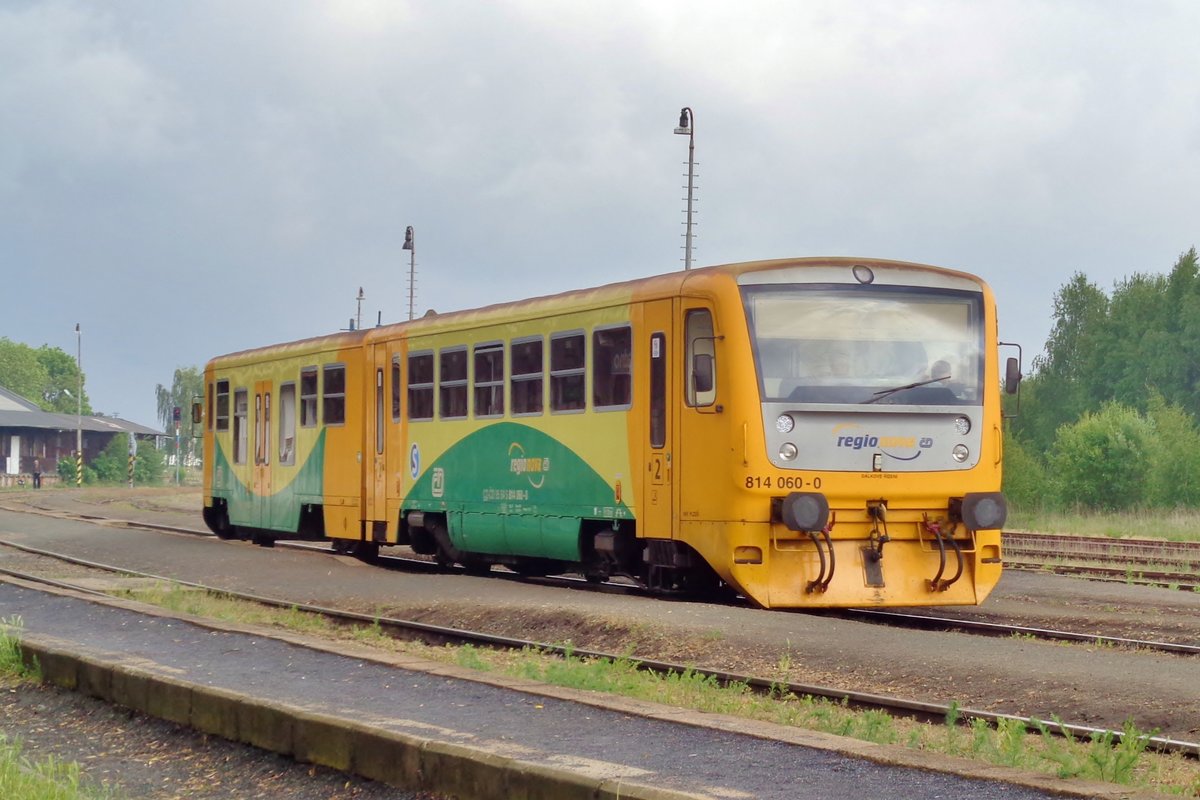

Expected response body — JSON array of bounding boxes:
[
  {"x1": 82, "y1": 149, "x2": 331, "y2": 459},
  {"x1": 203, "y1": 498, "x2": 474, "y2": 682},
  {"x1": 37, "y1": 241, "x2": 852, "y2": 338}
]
[
  {"x1": 0, "y1": 538, "x2": 1196, "y2": 759},
  {"x1": 838, "y1": 609, "x2": 1200, "y2": 656}
]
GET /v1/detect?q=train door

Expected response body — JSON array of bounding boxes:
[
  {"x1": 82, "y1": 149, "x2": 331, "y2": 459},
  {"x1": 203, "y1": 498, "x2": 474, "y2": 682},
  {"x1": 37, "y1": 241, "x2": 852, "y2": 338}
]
[
  {"x1": 678, "y1": 304, "x2": 723, "y2": 519},
  {"x1": 364, "y1": 344, "x2": 388, "y2": 534},
  {"x1": 642, "y1": 299, "x2": 675, "y2": 539},
  {"x1": 252, "y1": 379, "x2": 272, "y2": 528}
]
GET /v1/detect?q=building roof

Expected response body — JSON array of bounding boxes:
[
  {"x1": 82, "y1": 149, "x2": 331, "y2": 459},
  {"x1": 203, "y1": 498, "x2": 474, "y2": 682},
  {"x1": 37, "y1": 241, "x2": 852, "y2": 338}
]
[{"x1": 0, "y1": 385, "x2": 163, "y2": 437}]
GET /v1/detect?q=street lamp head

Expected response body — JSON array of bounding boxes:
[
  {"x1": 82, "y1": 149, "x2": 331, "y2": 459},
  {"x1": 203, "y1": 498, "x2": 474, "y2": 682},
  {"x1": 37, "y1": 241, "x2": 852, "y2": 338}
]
[
  {"x1": 402, "y1": 225, "x2": 414, "y2": 250},
  {"x1": 674, "y1": 107, "x2": 691, "y2": 135}
]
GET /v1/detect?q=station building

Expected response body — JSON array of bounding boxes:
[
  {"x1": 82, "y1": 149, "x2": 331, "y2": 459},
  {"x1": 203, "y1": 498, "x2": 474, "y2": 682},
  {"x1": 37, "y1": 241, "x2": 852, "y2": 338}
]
[{"x1": 0, "y1": 384, "x2": 161, "y2": 487}]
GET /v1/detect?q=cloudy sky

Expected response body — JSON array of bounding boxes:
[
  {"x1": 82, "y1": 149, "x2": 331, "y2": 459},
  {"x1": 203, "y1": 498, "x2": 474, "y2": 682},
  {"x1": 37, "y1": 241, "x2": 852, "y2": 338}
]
[{"x1": 3, "y1": 1, "x2": 1198, "y2": 429}]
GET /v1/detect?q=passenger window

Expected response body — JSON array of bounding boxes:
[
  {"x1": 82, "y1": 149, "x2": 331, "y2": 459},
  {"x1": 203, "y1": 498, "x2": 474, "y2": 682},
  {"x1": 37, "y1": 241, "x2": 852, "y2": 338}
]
[
  {"x1": 299, "y1": 368, "x2": 318, "y2": 427},
  {"x1": 323, "y1": 364, "x2": 346, "y2": 425},
  {"x1": 550, "y1": 332, "x2": 586, "y2": 412},
  {"x1": 278, "y1": 383, "x2": 296, "y2": 465},
  {"x1": 650, "y1": 334, "x2": 666, "y2": 448},
  {"x1": 233, "y1": 389, "x2": 248, "y2": 464},
  {"x1": 408, "y1": 352, "x2": 434, "y2": 421},
  {"x1": 439, "y1": 347, "x2": 468, "y2": 419},
  {"x1": 511, "y1": 338, "x2": 544, "y2": 415},
  {"x1": 215, "y1": 380, "x2": 230, "y2": 432},
  {"x1": 593, "y1": 326, "x2": 632, "y2": 410},
  {"x1": 474, "y1": 343, "x2": 505, "y2": 418},
  {"x1": 391, "y1": 355, "x2": 402, "y2": 422},
  {"x1": 375, "y1": 368, "x2": 385, "y2": 454},
  {"x1": 686, "y1": 309, "x2": 717, "y2": 407}
]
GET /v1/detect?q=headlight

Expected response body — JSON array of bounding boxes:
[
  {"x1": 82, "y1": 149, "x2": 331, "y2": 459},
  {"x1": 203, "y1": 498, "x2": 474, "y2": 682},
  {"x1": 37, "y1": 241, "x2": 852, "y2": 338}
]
[
  {"x1": 952, "y1": 444, "x2": 970, "y2": 462},
  {"x1": 779, "y1": 442, "x2": 798, "y2": 460},
  {"x1": 775, "y1": 414, "x2": 795, "y2": 434},
  {"x1": 954, "y1": 416, "x2": 971, "y2": 435}
]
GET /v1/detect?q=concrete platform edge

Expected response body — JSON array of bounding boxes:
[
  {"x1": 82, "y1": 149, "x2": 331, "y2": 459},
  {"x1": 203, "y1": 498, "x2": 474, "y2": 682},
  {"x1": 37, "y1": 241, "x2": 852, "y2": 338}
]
[{"x1": 17, "y1": 635, "x2": 708, "y2": 800}]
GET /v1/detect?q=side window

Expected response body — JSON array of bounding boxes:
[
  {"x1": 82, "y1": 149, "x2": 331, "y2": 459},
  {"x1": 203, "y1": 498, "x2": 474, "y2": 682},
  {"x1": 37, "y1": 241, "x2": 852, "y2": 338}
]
[
  {"x1": 474, "y1": 343, "x2": 504, "y2": 418},
  {"x1": 408, "y1": 351, "x2": 434, "y2": 421},
  {"x1": 593, "y1": 325, "x2": 632, "y2": 410},
  {"x1": 439, "y1": 347, "x2": 468, "y2": 419},
  {"x1": 206, "y1": 381, "x2": 214, "y2": 431},
  {"x1": 375, "y1": 368, "x2": 385, "y2": 454},
  {"x1": 511, "y1": 338, "x2": 543, "y2": 415},
  {"x1": 215, "y1": 380, "x2": 230, "y2": 432},
  {"x1": 650, "y1": 334, "x2": 666, "y2": 448},
  {"x1": 279, "y1": 383, "x2": 296, "y2": 465},
  {"x1": 323, "y1": 364, "x2": 346, "y2": 425},
  {"x1": 685, "y1": 309, "x2": 717, "y2": 407},
  {"x1": 254, "y1": 393, "x2": 263, "y2": 464},
  {"x1": 233, "y1": 388, "x2": 249, "y2": 464},
  {"x1": 300, "y1": 368, "x2": 318, "y2": 427},
  {"x1": 391, "y1": 355, "x2": 402, "y2": 422},
  {"x1": 261, "y1": 391, "x2": 271, "y2": 465},
  {"x1": 550, "y1": 331, "x2": 586, "y2": 412}
]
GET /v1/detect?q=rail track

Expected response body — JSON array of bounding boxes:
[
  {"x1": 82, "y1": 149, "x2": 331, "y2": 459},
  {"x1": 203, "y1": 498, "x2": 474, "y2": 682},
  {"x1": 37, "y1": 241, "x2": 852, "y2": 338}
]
[
  {"x1": 1003, "y1": 531, "x2": 1200, "y2": 589},
  {"x1": 0, "y1": 538, "x2": 1195, "y2": 760},
  {"x1": 4, "y1": 501, "x2": 1198, "y2": 650}
]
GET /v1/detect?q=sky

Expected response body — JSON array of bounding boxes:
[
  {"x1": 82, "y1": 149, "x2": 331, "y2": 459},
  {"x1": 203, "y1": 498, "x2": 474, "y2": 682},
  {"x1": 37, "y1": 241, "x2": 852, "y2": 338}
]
[{"x1": 3, "y1": 1, "x2": 1199, "y2": 429}]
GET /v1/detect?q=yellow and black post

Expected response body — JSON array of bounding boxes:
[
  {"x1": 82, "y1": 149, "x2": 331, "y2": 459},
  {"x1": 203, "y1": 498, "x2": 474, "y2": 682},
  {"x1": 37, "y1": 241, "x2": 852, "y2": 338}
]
[{"x1": 128, "y1": 433, "x2": 137, "y2": 488}]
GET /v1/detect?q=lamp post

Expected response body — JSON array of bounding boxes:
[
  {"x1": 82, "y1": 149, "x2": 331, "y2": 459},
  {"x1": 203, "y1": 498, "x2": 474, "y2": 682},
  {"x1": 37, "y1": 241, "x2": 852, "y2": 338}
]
[
  {"x1": 403, "y1": 225, "x2": 416, "y2": 321},
  {"x1": 75, "y1": 323, "x2": 82, "y2": 487},
  {"x1": 673, "y1": 107, "x2": 695, "y2": 270}
]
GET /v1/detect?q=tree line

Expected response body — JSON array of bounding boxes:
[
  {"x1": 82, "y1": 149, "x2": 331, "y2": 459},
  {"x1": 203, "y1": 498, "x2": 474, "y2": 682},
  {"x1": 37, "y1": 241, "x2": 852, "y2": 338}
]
[
  {"x1": 1006, "y1": 247, "x2": 1200, "y2": 510},
  {"x1": 0, "y1": 338, "x2": 90, "y2": 414}
]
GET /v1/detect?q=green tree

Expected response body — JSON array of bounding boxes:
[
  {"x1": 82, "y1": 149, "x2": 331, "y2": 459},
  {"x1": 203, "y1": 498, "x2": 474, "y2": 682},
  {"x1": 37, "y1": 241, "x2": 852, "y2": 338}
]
[
  {"x1": 1049, "y1": 403, "x2": 1153, "y2": 511},
  {"x1": 156, "y1": 366, "x2": 204, "y2": 465},
  {"x1": 1144, "y1": 391, "x2": 1200, "y2": 508},
  {"x1": 36, "y1": 345, "x2": 88, "y2": 413},
  {"x1": 0, "y1": 338, "x2": 91, "y2": 412},
  {"x1": 1015, "y1": 273, "x2": 1109, "y2": 453},
  {"x1": 0, "y1": 338, "x2": 48, "y2": 405}
]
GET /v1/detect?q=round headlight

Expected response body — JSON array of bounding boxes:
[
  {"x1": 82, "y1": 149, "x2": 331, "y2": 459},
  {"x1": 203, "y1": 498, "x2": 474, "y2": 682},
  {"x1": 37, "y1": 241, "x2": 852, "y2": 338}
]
[
  {"x1": 954, "y1": 416, "x2": 971, "y2": 435},
  {"x1": 775, "y1": 414, "x2": 795, "y2": 434},
  {"x1": 779, "y1": 442, "x2": 798, "y2": 461},
  {"x1": 952, "y1": 444, "x2": 970, "y2": 463}
]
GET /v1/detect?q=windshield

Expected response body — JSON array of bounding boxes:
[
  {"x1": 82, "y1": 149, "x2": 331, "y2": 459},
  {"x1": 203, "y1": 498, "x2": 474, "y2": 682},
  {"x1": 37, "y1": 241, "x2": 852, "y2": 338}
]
[{"x1": 743, "y1": 284, "x2": 984, "y2": 406}]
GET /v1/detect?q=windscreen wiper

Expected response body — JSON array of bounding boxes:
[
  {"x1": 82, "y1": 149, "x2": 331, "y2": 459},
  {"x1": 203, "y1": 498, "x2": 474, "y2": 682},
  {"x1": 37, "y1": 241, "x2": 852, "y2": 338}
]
[{"x1": 862, "y1": 374, "x2": 951, "y2": 404}]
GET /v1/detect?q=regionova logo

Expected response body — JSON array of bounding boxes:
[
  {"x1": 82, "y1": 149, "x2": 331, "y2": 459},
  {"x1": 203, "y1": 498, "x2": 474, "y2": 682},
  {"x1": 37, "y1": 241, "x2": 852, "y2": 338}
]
[
  {"x1": 509, "y1": 442, "x2": 550, "y2": 489},
  {"x1": 831, "y1": 423, "x2": 932, "y2": 462}
]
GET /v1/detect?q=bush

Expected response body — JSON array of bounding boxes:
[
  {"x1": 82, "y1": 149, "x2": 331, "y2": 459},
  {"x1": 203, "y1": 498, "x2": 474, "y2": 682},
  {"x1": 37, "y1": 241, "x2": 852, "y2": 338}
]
[
  {"x1": 1002, "y1": 433, "x2": 1050, "y2": 509},
  {"x1": 1144, "y1": 392, "x2": 1200, "y2": 508},
  {"x1": 89, "y1": 435, "x2": 165, "y2": 485},
  {"x1": 1049, "y1": 403, "x2": 1153, "y2": 511}
]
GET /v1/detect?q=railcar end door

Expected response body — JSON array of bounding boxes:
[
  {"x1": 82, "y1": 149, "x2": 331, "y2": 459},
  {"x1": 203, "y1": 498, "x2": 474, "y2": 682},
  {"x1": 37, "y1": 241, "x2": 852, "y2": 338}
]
[
  {"x1": 364, "y1": 345, "x2": 389, "y2": 534},
  {"x1": 252, "y1": 379, "x2": 272, "y2": 529},
  {"x1": 642, "y1": 300, "x2": 675, "y2": 539}
]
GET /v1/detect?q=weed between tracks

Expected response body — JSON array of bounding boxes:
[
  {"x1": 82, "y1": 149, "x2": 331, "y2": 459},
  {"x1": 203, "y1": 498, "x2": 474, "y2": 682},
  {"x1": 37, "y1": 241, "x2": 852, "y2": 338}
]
[{"x1": 85, "y1": 584, "x2": 1200, "y2": 796}]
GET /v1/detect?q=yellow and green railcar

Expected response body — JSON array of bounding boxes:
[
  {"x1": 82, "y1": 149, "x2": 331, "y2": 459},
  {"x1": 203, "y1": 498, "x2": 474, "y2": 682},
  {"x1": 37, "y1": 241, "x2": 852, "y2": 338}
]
[{"x1": 202, "y1": 257, "x2": 1019, "y2": 608}]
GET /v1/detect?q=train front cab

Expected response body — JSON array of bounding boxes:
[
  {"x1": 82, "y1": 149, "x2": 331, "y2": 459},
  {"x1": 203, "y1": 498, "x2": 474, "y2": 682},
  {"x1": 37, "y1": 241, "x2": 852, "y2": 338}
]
[{"x1": 666, "y1": 260, "x2": 1018, "y2": 609}]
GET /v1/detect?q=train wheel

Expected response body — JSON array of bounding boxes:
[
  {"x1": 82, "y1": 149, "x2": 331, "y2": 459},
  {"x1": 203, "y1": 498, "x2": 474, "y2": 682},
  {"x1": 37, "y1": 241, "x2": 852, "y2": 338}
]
[
  {"x1": 352, "y1": 541, "x2": 380, "y2": 564},
  {"x1": 461, "y1": 557, "x2": 491, "y2": 575}
]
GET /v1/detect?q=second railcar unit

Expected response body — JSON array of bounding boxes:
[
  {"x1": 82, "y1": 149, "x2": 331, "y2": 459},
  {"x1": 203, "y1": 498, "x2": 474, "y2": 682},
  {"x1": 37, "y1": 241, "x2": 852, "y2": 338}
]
[{"x1": 201, "y1": 257, "x2": 1019, "y2": 609}]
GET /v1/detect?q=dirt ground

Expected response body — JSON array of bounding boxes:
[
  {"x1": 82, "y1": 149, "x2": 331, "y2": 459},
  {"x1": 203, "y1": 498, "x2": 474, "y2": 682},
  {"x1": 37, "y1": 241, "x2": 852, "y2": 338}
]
[{"x1": 2, "y1": 485, "x2": 1199, "y2": 791}]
